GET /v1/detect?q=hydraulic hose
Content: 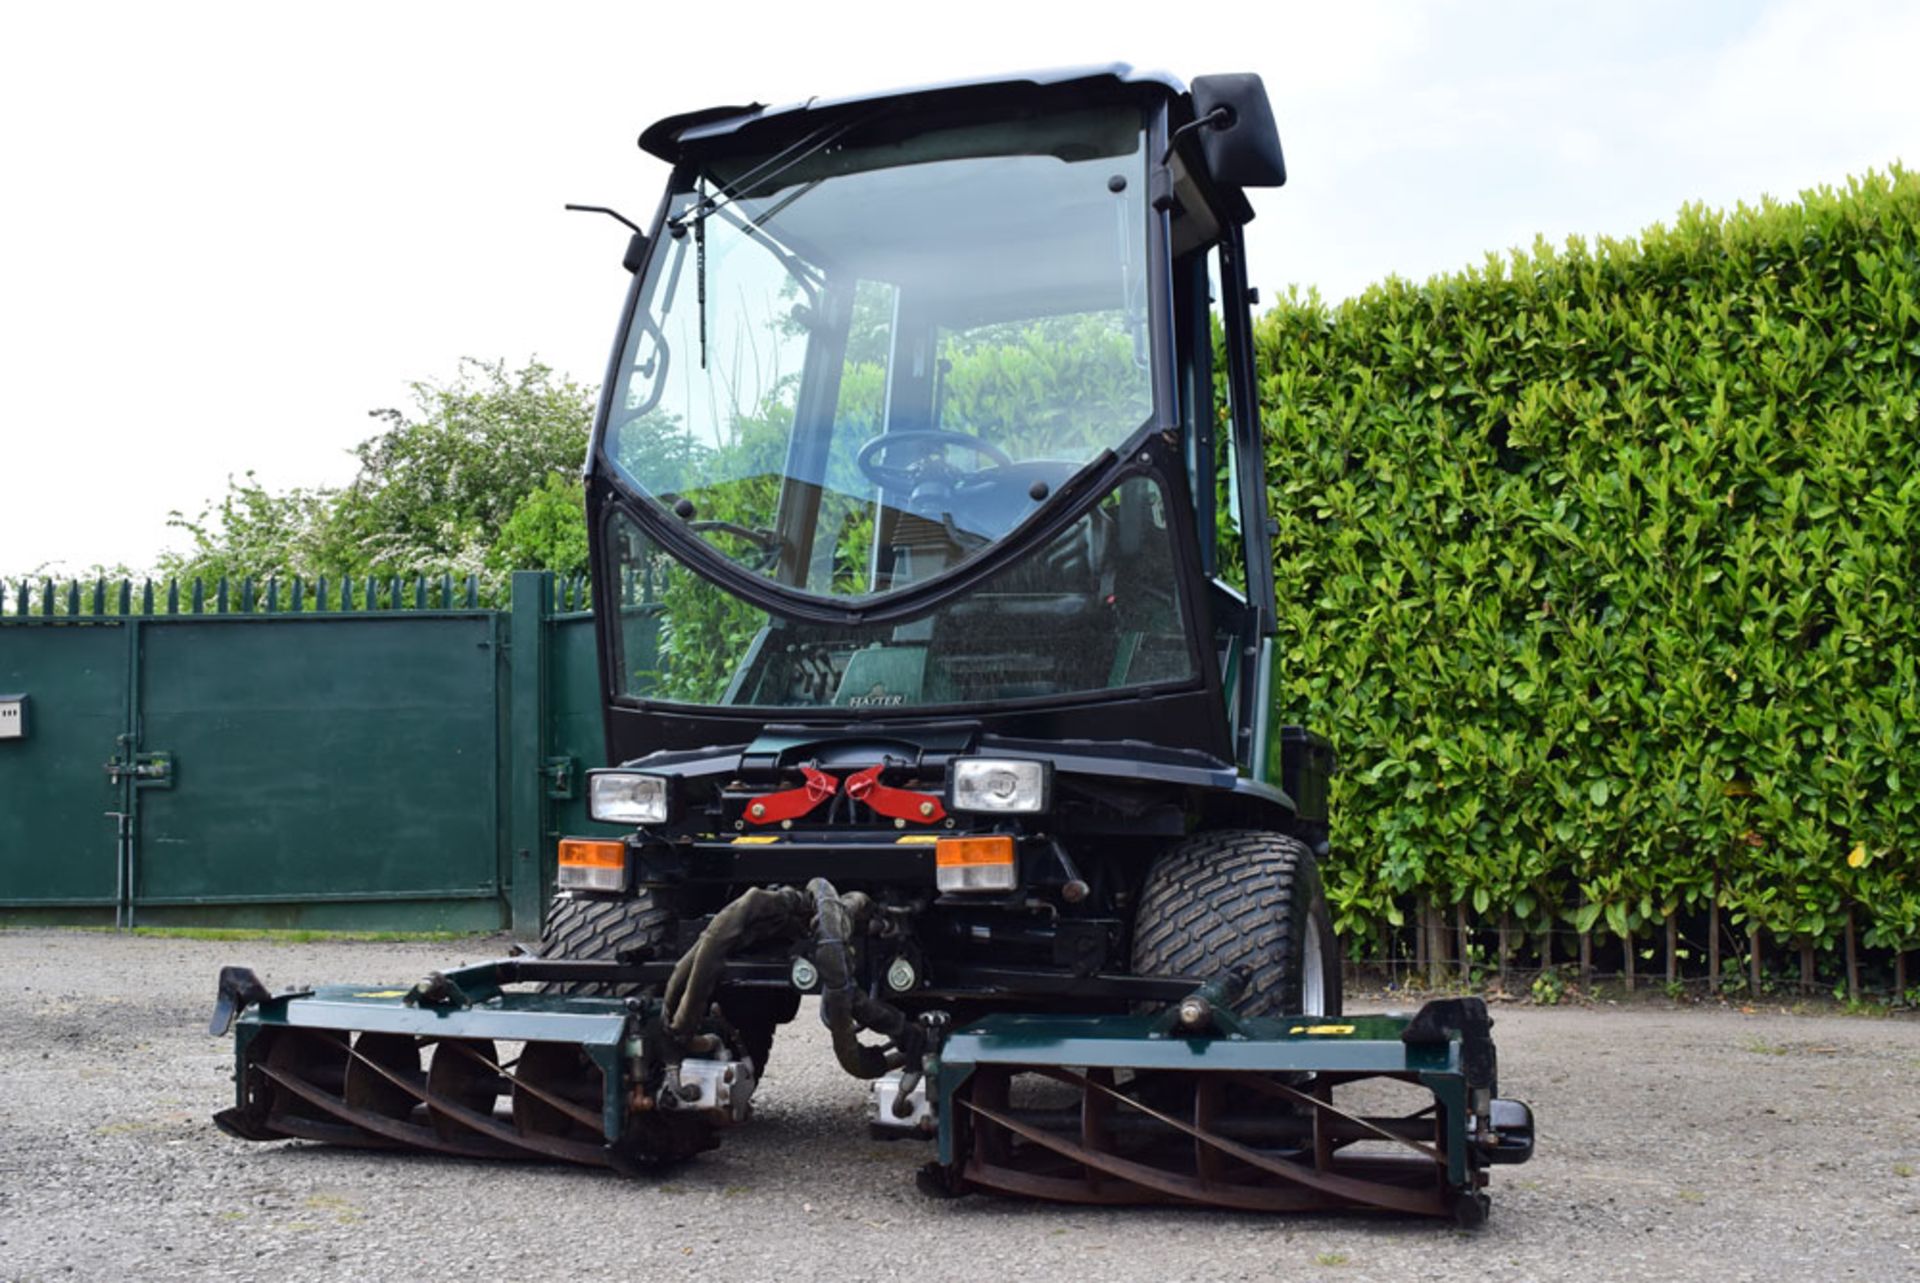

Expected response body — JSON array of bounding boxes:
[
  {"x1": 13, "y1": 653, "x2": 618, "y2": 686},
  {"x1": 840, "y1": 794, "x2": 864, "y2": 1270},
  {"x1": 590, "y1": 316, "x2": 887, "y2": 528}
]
[
  {"x1": 808, "y1": 877, "x2": 926, "y2": 1079},
  {"x1": 662, "y1": 885, "x2": 812, "y2": 1040},
  {"x1": 656, "y1": 878, "x2": 927, "y2": 1080}
]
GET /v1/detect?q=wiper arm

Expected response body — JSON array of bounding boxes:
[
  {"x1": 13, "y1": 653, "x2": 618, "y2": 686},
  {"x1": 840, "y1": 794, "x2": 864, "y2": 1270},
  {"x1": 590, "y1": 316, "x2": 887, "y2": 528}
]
[
  {"x1": 666, "y1": 110, "x2": 877, "y2": 370},
  {"x1": 665, "y1": 112, "x2": 873, "y2": 235},
  {"x1": 710, "y1": 193, "x2": 825, "y2": 303}
]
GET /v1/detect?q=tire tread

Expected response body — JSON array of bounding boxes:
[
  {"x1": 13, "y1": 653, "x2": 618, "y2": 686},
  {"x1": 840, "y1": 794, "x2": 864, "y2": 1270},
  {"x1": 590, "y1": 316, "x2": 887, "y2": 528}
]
[
  {"x1": 1130, "y1": 830, "x2": 1340, "y2": 1019},
  {"x1": 537, "y1": 894, "x2": 674, "y2": 998}
]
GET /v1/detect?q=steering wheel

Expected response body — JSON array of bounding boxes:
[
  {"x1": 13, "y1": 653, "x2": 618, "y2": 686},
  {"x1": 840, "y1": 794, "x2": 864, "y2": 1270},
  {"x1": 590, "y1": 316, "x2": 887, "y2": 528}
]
[
  {"x1": 685, "y1": 518, "x2": 784, "y2": 572},
  {"x1": 855, "y1": 430, "x2": 1014, "y2": 491}
]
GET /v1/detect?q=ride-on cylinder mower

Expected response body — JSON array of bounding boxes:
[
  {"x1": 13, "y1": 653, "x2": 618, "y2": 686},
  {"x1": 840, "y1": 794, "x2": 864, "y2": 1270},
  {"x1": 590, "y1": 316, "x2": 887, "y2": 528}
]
[{"x1": 210, "y1": 65, "x2": 1534, "y2": 1222}]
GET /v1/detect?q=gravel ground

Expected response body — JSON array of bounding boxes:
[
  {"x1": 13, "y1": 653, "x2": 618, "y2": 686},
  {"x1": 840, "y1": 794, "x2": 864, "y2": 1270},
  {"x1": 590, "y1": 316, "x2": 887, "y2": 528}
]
[{"x1": 1, "y1": 930, "x2": 1916, "y2": 1283}]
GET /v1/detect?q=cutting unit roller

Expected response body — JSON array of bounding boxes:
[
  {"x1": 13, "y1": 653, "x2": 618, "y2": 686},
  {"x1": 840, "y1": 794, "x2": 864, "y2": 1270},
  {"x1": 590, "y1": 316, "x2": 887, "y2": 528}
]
[
  {"x1": 922, "y1": 998, "x2": 1533, "y2": 1224},
  {"x1": 210, "y1": 962, "x2": 753, "y2": 1170}
]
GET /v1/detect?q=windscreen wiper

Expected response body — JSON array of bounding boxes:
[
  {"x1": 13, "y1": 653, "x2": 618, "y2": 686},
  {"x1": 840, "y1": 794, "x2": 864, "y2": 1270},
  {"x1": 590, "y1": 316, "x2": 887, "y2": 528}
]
[
  {"x1": 717, "y1": 185, "x2": 827, "y2": 299},
  {"x1": 665, "y1": 113, "x2": 873, "y2": 234},
  {"x1": 667, "y1": 112, "x2": 878, "y2": 367}
]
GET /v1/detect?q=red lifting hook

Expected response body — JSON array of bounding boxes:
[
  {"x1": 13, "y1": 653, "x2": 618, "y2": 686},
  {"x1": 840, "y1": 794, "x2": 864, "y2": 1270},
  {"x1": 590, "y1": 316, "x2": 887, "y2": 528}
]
[{"x1": 743, "y1": 764, "x2": 840, "y2": 826}]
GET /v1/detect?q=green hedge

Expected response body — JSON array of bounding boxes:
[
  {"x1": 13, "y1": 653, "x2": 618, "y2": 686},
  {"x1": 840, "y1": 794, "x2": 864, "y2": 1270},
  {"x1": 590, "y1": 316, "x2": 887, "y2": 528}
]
[{"x1": 1255, "y1": 167, "x2": 1920, "y2": 967}]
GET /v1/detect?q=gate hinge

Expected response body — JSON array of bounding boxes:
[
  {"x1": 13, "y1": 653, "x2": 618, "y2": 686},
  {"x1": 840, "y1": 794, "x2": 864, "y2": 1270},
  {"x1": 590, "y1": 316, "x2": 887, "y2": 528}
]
[{"x1": 541, "y1": 755, "x2": 577, "y2": 800}]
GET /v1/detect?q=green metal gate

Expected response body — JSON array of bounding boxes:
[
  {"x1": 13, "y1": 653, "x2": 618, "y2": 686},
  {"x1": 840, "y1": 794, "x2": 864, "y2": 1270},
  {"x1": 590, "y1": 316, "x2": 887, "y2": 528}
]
[
  {"x1": 130, "y1": 614, "x2": 504, "y2": 929},
  {"x1": 0, "y1": 573, "x2": 655, "y2": 934},
  {"x1": 0, "y1": 620, "x2": 129, "y2": 914},
  {"x1": 0, "y1": 582, "x2": 514, "y2": 930}
]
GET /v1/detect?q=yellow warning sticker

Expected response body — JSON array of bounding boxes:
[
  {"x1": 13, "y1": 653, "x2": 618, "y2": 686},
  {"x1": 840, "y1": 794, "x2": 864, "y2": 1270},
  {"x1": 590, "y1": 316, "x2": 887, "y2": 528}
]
[
  {"x1": 1289, "y1": 1024, "x2": 1356, "y2": 1036},
  {"x1": 894, "y1": 834, "x2": 941, "y2": 845},
  {"x1": 354, "y1": 990, "x2": 410, "y2": 999},
  {"x1": 731, "y1": 835, "x2": 781, "y2": 845}
]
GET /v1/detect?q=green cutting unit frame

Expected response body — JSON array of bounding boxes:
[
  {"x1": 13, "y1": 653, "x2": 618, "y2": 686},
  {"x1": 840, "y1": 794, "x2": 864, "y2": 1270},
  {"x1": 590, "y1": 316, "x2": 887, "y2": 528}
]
[
  {"x1": 215, "y1": 956, "x2": 1531, "y2": 1221},
  {"x1": 927, "y1": 999, "x2": 1533, "y2": 1220}
]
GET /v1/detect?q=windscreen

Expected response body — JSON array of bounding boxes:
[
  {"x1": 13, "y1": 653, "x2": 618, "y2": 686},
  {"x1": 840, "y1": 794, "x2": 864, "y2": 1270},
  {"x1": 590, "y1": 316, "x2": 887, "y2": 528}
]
[
  {"x1": 604, "y1": 105, "x2": 1154, "y2": 602},
  {"x1": 606, "y1": 475, "x2": 1193, "y2": 709}
]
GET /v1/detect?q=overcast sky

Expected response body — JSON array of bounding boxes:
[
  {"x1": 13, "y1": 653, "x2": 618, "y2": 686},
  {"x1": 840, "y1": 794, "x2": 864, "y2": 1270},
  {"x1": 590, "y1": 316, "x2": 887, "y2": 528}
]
[{"x1": 4, "y1": 0, "x2": 1917, "y2": 576}]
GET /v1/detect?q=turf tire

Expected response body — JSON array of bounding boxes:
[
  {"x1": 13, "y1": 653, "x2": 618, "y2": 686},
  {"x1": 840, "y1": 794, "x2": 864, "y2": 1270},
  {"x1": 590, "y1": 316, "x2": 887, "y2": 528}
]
[
  {"x1": 1129, "y1": 830, "x2": 1342, "y2": 1019},
  {"x1": 536, "y1": 892, "x2": 789, "y2": 1074},
  {"x1": 537, "y1": 892, "x2": 675, "y2": 998}
]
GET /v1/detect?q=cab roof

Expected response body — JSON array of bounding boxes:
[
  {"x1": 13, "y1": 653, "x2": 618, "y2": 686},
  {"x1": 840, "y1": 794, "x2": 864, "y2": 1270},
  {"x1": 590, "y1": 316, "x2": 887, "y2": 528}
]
[{"x1": 638, "y1": 64, "x2": 1185, "y2": 164}]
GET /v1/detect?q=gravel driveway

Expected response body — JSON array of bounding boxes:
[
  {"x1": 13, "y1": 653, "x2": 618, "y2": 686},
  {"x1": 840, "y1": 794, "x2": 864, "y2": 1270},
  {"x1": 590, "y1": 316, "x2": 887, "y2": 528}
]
[{"x1": 1, "y1": 930, "x2": 1915, "y2": 1282}]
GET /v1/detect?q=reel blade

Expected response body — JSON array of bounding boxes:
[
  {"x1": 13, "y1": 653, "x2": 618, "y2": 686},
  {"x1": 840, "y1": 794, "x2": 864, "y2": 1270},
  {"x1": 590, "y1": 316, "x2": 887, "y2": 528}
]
[{"x1": 953, "y1": 1063, "x2": 1459, "y2": 1216}]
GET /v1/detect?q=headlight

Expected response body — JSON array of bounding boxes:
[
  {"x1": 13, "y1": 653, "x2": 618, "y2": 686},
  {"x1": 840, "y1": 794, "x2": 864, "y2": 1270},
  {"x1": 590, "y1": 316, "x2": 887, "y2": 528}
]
[
  {"x1": 587, "y1": 770, "x2": 671, "y2": 825},
  {"x1": 949, "y1": 758, "x2": 1049, "y2": 814}
]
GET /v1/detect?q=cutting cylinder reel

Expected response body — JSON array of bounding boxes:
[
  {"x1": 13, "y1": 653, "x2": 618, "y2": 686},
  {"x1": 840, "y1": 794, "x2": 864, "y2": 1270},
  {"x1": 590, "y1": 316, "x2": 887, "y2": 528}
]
[
  {"x1": 211, "y1": 881, "x2": 1532, "y2": 1221},
  {"x1": 212, "y1": 976, "x2": 748, "y2": 1170},
  {"x1": 921, "y1": 993, "x2": 1533, "y2": 1225}
]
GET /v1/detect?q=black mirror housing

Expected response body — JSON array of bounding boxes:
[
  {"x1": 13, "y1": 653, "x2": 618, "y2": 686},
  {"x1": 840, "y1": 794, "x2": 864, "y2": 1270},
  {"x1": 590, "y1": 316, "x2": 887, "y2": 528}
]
[
  {"x1": 1190, "y1": 74, "x2": 1286, "y2": 188},
  {"x1": 622, "y1": 231, "x2": 650, "y2": 275}
]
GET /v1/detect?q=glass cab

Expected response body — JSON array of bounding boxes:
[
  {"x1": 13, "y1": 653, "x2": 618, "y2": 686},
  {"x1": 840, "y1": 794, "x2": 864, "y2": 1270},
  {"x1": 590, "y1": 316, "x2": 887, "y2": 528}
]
[{"x1": 590, "y1": 77, "x2": 1274, "y2": 766}]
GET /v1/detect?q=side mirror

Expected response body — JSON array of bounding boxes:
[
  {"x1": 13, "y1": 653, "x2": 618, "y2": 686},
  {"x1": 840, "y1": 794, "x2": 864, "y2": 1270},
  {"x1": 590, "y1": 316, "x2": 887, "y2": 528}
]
[
  {"x1": 1189, "y1": 74, "x2": 1286, "y2": 188},
  {"x1": 565, "y1": 204, "x2": 651, "y2": 273},
  {"x1": 622, "y1": 231, "x2": 650, "y2": 275}
]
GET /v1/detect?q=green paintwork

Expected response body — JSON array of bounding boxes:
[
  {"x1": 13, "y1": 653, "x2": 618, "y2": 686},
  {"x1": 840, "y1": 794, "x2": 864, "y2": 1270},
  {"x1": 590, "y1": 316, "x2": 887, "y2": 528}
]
[
  {"x1": 507, "y1": 572, "x2": 550, "y2": 934},
  {"x1": 244, "y1": 984, "x2": 632, "y2": 1045},
  {"x1": 135, "y1": 617, "x2": 501, "y2": 907},
  {"x1": 0, "y1": 622, "x2": 128, "y2": 908},
  {"x1": 0, "y1": 573, "x2": 634, "y2": 933},
  {"x1": 0, "y1": 898, "x2": 503, "y2": 932},
  {"x1": 1420, "y1": 1070, "x2": 1472, "y2": 1187},
  {"x1": 939, "y1": 1010, "x2": 1457, "y2": 1076},
  {"x1": 1249, "y1": 634, "x2": 1281, "y2": 789},
  {"x1": 543, "y1": 601, "x2": 633, "y2": 867},
  {"x1": 511, "y1": 575, "x2": 634, "y2": 927},
  {"x1": 833, "y1": 646, "x2": 929, "y2": 706},
  {"x1": 232, "y1": 974, "x2": 636, "y2": 1140}
]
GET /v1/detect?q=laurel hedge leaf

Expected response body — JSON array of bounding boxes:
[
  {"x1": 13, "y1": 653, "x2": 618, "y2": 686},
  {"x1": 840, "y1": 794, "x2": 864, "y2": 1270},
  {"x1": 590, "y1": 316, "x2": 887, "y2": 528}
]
[{"x1": 1257, "y1": 166, "x2": 1920, "y2": 957}]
